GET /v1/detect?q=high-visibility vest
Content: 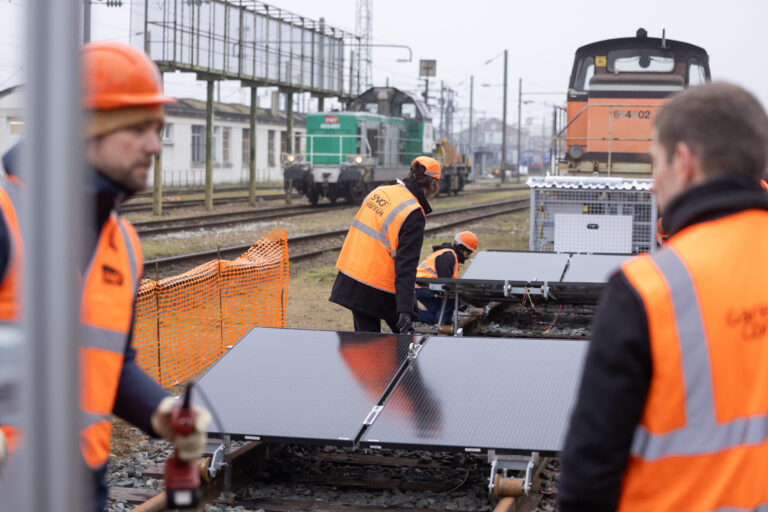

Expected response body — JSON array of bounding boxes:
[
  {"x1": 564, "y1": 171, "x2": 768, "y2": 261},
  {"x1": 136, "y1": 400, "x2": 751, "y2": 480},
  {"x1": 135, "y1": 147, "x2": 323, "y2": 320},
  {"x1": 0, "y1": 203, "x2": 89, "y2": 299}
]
[
  {"x1": 0, "y1": 180, "x2": 22, "y2": 322},
  {"x1": 336, "y1": 184, "x2": 424, "y2": 293},
  {"x1": 619, "y1": 209, "x2": 768, "y2": 512},
  {"x1": 0, "y1": 179, "x2": 23, "y2": 453},
  {"x1": 79, "y1": 212, "x2": 142, "y2": 469},
  {"x1": 416, "y1": 248, "x2": 458, "y2": 280}
]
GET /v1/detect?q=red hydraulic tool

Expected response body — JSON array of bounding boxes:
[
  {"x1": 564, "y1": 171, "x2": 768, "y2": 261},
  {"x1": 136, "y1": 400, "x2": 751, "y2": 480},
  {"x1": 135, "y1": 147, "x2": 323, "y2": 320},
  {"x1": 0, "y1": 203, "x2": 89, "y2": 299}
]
[{"x1": 164, "y1": 384, "x2": 200, "y2": 509}]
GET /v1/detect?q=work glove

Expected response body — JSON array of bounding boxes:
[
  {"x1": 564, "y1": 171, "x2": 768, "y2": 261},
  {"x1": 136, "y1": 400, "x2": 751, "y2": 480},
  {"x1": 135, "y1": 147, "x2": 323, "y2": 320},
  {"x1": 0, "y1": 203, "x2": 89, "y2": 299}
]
[
  {"x1": 150, "y1": 396, "x2": 212, "y2": 462},
  {"x1": 396, "y1": 312, "x2": 415, "y2": 334}
]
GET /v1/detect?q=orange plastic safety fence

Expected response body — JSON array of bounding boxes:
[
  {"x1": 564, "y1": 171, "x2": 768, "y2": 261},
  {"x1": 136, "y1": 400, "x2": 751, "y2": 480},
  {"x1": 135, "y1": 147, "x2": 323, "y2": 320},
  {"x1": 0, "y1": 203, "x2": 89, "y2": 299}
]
[{"x1": 132, "y1": 229, "x2": 289, "y2": 388}]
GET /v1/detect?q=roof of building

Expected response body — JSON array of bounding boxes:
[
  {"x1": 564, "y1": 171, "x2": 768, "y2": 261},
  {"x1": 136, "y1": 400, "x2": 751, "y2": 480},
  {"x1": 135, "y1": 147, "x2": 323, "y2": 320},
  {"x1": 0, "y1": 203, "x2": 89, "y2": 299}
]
[{"x1": 166, "y1": 97, "x2": 306, "y2": 126}]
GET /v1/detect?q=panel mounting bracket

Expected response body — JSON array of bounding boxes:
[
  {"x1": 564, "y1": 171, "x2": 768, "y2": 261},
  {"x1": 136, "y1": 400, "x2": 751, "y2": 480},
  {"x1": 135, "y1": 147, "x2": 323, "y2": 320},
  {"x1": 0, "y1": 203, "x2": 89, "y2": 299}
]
[{"x1": 487, "y1": 450, "x2": 538, "y2": 499}]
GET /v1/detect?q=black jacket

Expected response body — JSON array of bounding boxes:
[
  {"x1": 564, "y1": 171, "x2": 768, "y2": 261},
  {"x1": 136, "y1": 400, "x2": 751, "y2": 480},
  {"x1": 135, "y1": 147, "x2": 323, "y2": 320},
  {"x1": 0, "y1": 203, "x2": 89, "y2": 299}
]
[
  {"x1": 430, "y1": 242, "x2": 459, "y2": 278},
  {"x1": 558, "y1": 175, "x2": 768, "y2": 512},
  {"x1": 330, "y1": 178, "x2": 432, "y2": 320},
  {"x1": 0, "y1": 144, "x2": 167, "y2": 438}
]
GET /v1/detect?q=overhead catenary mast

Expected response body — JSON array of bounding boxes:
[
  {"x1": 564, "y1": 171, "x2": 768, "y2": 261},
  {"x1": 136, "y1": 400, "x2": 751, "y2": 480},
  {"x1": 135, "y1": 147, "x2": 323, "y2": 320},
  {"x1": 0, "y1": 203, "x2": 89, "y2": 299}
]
[{"x1": 356, "y1": 0, "x2": 373, "y2": 90}]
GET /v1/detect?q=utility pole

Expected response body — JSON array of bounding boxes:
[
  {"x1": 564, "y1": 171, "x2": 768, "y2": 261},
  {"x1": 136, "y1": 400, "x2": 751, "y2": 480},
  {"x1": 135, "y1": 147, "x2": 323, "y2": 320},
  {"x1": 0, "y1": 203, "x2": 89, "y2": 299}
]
[
  {"x1": 551, "y1": 106, "x2": 557, "y2": 174},
  {"x1": 469, "y1": 75, "x2": 474, "y2": 174},
  {"x1": 516, "y1": 77, "x2": 522, "y2": 183},
  {"x1": 423, "y1": 78, "x2": 429, "y2": 106},
  {"x1": 501, "y1": 49, "x2": 508, "y2": 184},
  {"x1": 205, "y1": 80, "x2": 214, "y2": 211},
  {"x1": 439, "y1": 82, "x2": 445, "y2": 140}
]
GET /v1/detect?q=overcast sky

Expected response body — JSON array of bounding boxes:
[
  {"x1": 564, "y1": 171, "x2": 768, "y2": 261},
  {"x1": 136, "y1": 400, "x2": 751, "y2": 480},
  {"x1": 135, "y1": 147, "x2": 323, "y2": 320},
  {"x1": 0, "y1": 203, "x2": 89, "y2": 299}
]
[{"x1": 1, "y1": 0, "x2": 767, "y2": 132}]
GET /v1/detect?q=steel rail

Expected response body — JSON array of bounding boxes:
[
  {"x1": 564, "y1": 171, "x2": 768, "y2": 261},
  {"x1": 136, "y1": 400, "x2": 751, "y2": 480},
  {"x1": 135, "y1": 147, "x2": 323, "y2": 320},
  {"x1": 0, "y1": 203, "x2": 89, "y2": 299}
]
[
  {"x1": 132, "y1": 184, "x2": 282, "y2": 200},
  {"x1": 143, "y1": 198, "x2": 530, "y2": 272},
  {"x1": 123, "y1": 185, "x2": 528, "y2": 214},
  {"x1": 134, "y1": 203, "x2": 348, "y2": 237},
  {"x1": 122, "y1": 192, "x2": 286, "y2": 213}
]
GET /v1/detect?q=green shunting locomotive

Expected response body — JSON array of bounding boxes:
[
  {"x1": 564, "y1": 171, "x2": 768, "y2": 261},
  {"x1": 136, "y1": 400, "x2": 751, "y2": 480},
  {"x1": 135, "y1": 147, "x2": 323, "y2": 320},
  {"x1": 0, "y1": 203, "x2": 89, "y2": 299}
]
[{"x1": 283, "y1": 87, "x2": 471, "y2": 205}]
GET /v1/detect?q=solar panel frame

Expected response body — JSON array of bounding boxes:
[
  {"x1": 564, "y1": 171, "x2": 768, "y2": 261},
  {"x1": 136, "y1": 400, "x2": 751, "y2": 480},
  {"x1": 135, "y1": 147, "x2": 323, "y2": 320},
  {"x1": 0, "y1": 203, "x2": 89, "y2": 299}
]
[
  {"x1": 461, "y1": 251, "x2": 571, "y2": 282},
  {"x1": 360, "y1": 335, "x2": 587, "y2": 455},
  {"x1": 194, "y1": 327, "x2": 417, "y2": 446}
]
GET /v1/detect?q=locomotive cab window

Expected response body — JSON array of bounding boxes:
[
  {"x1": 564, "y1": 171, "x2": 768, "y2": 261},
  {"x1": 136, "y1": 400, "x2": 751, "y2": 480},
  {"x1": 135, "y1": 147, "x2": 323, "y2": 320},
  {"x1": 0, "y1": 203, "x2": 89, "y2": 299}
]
[
  {"x1": 573, "y1": 56, "x2": 595, "y2": 91},
  {"x1": 607, "y1": 49, "x2": 675, "y2": 73},
  {"x1": 400, "y1": 103, "x2": 417, "y2": 119},
  {"x1": 687, "y1": 58, "x2": 707, "y2": 85}
]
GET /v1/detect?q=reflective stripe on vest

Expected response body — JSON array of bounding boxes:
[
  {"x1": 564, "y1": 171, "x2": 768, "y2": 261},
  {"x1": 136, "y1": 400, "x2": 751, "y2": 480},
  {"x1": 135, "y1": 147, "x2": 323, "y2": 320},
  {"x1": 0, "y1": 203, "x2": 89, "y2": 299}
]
[
  {"x1": 630, "y1": 248, "x2": 768, "y2": 461},
  {"x1": 416, "y1": 248, "x2": 458, "y2": 280},
  {"x1": 0, "y1": 181, "x2": 22, "y2": 322},
  {"x1": 336, "y1": 184, "x2": 424, "y2": 293},
  {"x1": 79, "y1": 212, "x2": 141, "y2": 469},
  {"x1": 619, "y1": 209, "x2": 768, "y2": 512}
]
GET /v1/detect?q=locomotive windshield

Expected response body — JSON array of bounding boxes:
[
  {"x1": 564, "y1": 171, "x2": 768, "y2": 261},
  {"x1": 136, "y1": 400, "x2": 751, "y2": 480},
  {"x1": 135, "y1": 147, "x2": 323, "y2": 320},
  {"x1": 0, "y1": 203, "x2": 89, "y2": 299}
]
[
  {"x1": 568, "y1": 30, "x2": 711, "y2": 95},
  {"x1": 607, "y1": 49, "x2": 675, "y2": 73}
]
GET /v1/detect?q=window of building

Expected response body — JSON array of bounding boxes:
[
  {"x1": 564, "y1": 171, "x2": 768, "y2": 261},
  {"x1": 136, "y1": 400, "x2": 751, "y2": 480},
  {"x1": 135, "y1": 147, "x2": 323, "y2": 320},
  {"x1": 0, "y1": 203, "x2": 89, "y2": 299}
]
[
  {"x1": 280, "y1": 130, "x2": 287, "y2": 155},
  {"x1": 242, "y1": 128, "x2": 250, "y2": 164},
  {"x1": 268, "y1": 130, "x2": 276, "y2": 166},
  {"x1": 294, "y1": 134, "x2": 301, "y2": 155},
  {"x1": 222, "y1": 127, "x2": 231, "y2": 163},
  {"x1": 191, "y1": 125, "x2": 205, "y2": 163}
]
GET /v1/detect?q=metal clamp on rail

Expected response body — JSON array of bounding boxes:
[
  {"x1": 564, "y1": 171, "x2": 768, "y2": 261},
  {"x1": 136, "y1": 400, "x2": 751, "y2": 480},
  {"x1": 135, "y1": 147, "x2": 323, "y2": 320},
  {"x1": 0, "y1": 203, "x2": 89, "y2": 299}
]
[
  {"x1": 407, "y1": 335, "x2": 427, "y2": 359},
  {"x1": 207, "y1": 443, "x2": 227, "y2": 480},
  {"x1": 487, "y1": 450, "x2": 539, "y2": 499}
]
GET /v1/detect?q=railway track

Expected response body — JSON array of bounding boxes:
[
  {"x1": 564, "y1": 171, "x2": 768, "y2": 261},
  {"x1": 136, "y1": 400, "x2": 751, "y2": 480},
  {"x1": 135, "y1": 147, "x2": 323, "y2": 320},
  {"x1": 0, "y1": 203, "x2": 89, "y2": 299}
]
[
  {"x1": 122, "y1": 192, "x2": 287, "y2": 213},
  {"x1": 133, "y1": 203, "x2": 347, "y2": 237},
  {"x1": 123, "y1": 185, "x2": 527, "y2": 214},
  {"x1": 143, "y1": 198, "x2": 530, "y2": 276},
  {"x1": 131, "y1": 184, "x2": 282, "y2": 200},
  {"x1": 113, "y1": 441, "x2": 555, "y2": 512}
]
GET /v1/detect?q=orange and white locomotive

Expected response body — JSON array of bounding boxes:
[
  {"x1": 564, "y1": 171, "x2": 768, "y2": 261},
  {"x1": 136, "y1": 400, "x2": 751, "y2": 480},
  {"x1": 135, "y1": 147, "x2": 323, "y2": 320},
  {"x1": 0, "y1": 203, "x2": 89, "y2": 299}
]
[{"x1": 558, "y1": 28, "x2": 710, "y2": 176}]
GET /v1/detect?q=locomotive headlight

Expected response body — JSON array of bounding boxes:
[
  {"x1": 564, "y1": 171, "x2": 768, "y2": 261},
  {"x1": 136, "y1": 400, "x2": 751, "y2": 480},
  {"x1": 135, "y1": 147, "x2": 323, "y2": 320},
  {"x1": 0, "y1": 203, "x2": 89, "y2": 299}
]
[
  {"x1": 286, "y1": 154, "x2": 296, "y2": 163},
  {"x1": 354, "y1": 155, "x2": 364, "y2": 164},
  {"x1": 568, "y1": 144, "x2": 584, "y2": 160}
]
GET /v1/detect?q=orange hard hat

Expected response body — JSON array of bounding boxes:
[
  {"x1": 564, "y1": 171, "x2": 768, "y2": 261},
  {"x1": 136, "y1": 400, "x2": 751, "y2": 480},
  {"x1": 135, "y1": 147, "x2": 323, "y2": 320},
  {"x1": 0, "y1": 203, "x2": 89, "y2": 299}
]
[
  {"x1": 412, "y1": 156, "x2": 441, "y2": 181},
  {"x1": 454, "y1": 231, "x2": 478, "y2": 253},
  {"x1": 82, "y1": 42, "x2": 175, "y2": 110}
]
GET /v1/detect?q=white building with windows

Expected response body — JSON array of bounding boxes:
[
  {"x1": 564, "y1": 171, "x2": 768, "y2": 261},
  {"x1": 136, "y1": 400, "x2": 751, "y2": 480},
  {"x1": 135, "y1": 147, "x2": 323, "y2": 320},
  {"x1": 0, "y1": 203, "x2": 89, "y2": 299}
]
[
  {"x1": 0, "y1": 86, "x2": 306, "y2": 185},
  {"x1": 159, "y1": 98, "x2": 306, "y2": 186}
]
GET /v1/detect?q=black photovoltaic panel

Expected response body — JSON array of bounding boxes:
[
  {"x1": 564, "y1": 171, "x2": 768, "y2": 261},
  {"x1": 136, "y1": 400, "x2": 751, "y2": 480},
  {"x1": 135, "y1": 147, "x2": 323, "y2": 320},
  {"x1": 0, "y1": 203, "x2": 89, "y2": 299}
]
[
  {"x1": 195, "y1": 327, "x2": 415, "y2": 445},
  {"x1": 361, "y1": 336, "x2": 587, "y2": 455},
  {"x1": 561, "y1": 254, "x2": 630, "y2": 283},
  {"x1": 462, "y1": 251, "x2": 570, "y2": 282}
]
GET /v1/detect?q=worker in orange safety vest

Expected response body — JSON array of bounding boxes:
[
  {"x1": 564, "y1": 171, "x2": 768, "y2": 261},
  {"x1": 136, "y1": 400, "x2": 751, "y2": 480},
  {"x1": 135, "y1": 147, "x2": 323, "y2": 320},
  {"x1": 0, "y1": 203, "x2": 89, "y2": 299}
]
[
  {"x1": 331, "y1": 156, "x2": 441, "y2": 334},
  {"x1": 0, "y1": 149, "x2": 23, "y2": 463},
  {"x1": 0, "y1": 43, "x2": 211, "y2": 511},
  {"x1": 559, "y1": 82, "x2": 768, "y2": 512},
  {"x1": 414, "y1": 231, "x2": 478, "y2": 325}
]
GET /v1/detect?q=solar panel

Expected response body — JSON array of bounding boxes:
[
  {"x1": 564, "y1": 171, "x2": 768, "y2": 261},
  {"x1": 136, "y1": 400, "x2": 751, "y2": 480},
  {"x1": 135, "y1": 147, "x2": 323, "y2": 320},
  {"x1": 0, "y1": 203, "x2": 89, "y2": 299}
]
[
  {"x1": 195, "y1": 327, "x2": 416, "y2": 445},
  {"x1": 361, "y1": 335, "x2": 587, "y2": 455},
  {"x1": 462, "y1": 251, "x2": 570, "y2": 282},
  {"x1": 561, "y1": 254, "x2": 630, "y2": 283}
]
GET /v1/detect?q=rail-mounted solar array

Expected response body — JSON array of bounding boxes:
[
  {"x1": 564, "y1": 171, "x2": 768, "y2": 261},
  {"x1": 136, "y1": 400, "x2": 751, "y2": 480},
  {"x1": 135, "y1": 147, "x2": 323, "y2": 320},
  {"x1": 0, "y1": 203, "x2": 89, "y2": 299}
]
[
  {"x1": 416, "y1": 250, "x2": 631, "y2": 306},
  {"x1": 195, "y1": 327, "x2": 586, "y2": 456}
]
